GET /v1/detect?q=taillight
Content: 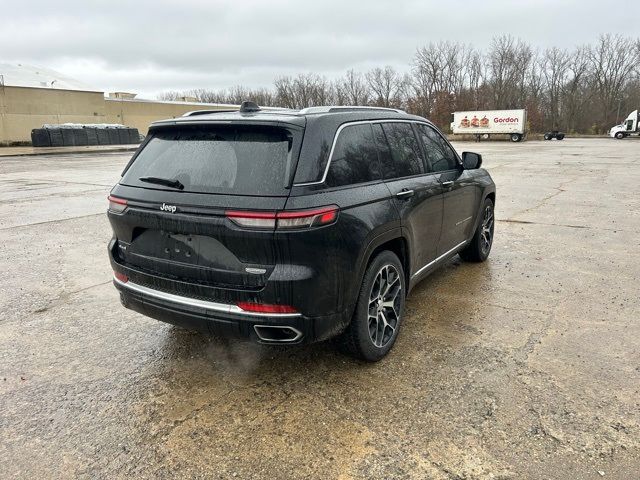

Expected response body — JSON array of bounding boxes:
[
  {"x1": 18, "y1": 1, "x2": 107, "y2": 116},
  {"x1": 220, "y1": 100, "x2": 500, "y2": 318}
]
[
  {"x1": 225, "y1": 210, "x2": 277, "y2": 229},
  {"x1": 108, "y1": 195, "x2": 128, "y2": 213},
  {"x1": 114, "y1": 271, "x2": 129, "y2": 283},
  {"x1": 276, "y1": 206, "x2": 339, "y2": 229},
  {"x1": 236, "y1": 301, "x2": 298, "y2": 314},
  {"x1": 226, "y1": 206, "x2": 339, "y2": 230}
]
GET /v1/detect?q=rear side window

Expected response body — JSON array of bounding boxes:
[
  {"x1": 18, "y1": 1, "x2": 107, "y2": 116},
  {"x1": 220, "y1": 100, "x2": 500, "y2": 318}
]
[
  {"x1": 380, "y1": 123, "x2": 425, "y2": 179},
  {"x1": 416, "y1": 124, "x2": 459, "y2": 172},
  {"x1": 325, "y1": 124, "x2": 380, "y2": 187},
  {"x1": 121, "y1": 125, "x2": 298, "y2": 196}
]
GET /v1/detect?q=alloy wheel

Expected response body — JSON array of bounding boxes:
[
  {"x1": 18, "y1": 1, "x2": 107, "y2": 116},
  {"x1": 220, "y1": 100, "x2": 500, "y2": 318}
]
[
  {"x1": 480, "y1": 204, "x2": 494, "y2": 254},
  {"x1": 368, "y1": 265, "x2": 402, "y2": 348}
]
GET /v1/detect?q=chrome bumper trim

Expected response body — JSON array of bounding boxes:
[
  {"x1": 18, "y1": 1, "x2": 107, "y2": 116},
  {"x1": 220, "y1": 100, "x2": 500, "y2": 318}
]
[{"x1": 114, "y1": 276, "x2": 302, "y2": 318}]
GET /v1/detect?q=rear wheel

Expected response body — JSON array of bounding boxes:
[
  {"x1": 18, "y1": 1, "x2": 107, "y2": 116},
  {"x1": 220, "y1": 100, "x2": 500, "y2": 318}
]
[
  {"x1": 544, "y1": 133, "x2": 552, "y2": 140},
  {"x1": 557, "y1": 134, "x2": 565, "y2": 140},
  {"x1": 459, "y1": 198, "x2": 494, "y2": 262},
  {"x1": 510, "y1": 133, "x2": 522, "y2": 142},
  {"x1": 338, "y1": 251, "x2": 405, "y2": 361}
]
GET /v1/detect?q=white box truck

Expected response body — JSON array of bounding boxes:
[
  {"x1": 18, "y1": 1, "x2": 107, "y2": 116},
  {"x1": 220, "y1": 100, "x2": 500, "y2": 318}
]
[
  {"x1": 609, "y1": 110, "x2": 639, "y2": 139},
  {"x1": 451, "y1": 109, "x2": 527, "y2": 142}
]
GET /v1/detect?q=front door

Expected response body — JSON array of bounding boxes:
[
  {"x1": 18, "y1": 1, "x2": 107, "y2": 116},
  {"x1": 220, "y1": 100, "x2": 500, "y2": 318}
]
[{"x1": 415, "y1": 124, "x2": 480, "y2": 254}]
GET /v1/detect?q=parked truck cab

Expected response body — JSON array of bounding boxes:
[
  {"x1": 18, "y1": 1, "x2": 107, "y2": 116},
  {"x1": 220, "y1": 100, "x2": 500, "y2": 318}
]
[{"x1": 610, "y1": 110, "x2": 639, "y2": 139}]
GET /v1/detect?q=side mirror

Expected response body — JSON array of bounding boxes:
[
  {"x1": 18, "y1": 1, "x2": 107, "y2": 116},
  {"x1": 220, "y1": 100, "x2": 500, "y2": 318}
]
[{"x1": 462, "y1": 151, "x2": 482, "y2": 169}]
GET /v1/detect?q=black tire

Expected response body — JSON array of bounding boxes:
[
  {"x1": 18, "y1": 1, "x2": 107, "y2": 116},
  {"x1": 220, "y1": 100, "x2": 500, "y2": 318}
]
[
  {"x1": 510, "y1": 133, "x2": 522, "y2": 142},
  {"x1": 544, "y1": 133, "x2": 552, "y2": 140},
  {"x1": 614, "y1": 132, "x2": 625, "y2": 139},
  {"x1": 459, "y1": 198, "x2": 495, "y2": 262},
  {"x1": 557, "y1": 134, "x2": 565, "y2": 140},
  {"x1": 338, "y1": 251, "x2": 406, "y2": 362}
]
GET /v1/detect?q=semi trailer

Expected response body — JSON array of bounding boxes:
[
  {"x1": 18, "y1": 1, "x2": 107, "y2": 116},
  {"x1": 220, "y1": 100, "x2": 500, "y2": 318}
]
[{"x1": 451, "y1": 109, "x2": 526, "y2": 142}]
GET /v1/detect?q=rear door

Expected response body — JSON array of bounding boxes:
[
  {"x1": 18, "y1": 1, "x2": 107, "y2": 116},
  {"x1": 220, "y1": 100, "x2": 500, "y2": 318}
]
[
  {"x1": 375, "y1": 122, "x2": 443, "y2": 276},
  {"x1": 108, "y1": 123, "x2": 301, "y2": 290},
  {"x1": 415, "y1": 123, "x2": 480, "y2": 253}
]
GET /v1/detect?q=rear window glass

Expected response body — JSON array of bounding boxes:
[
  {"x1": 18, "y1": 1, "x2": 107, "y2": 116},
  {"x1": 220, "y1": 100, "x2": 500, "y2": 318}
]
[
  {"x1": 325, "y1": 124, "x2": 380, "y2": 187},
  {"x1": 121, "y1": 125, "x2": 297, "y2": 196}
]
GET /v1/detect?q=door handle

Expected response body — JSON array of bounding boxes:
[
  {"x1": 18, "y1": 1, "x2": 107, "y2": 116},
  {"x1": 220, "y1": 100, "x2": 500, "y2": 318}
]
[
  {"x1": 441, "y1": 180, "x2": 454, "y2": 188},
  {"x1": 396, "y1": 189, "x2": 414, "y2": 199}
]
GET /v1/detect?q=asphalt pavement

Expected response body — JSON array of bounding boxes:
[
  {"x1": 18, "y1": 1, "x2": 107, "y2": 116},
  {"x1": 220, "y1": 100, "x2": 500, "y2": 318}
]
[{"x1": 1, "y1": 139, "x2": 638, "y2": 479}]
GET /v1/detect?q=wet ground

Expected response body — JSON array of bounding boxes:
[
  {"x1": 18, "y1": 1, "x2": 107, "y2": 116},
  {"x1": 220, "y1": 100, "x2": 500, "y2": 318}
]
[{"x1": 1, "y1": 138, "x2": 638, "y2": 479}]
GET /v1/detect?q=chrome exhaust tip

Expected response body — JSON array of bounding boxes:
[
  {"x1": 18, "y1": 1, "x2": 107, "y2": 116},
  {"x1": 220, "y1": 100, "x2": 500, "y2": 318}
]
[{"x1": 253, "y1": 325, "x2": 303, "y2": 343}]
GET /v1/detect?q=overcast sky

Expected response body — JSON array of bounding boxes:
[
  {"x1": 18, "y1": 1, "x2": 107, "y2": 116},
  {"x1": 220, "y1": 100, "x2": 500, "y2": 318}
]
[{"x1": 2, "y1": 0, "x2": 638, "y2": 98}]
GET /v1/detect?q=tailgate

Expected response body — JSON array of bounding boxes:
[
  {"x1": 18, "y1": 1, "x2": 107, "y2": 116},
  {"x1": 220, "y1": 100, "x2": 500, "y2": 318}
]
[{"x1": 109, "y1": 187, "x2": 287, "y2": 290}]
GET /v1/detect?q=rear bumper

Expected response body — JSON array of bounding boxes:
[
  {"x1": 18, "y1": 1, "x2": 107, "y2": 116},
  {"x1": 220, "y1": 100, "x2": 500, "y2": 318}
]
[{"x1": 113, "y1": 277, "x2": 347, "y2": 344}]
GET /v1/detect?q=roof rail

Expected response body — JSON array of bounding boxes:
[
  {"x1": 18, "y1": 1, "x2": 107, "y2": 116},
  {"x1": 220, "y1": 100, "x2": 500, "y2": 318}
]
[
  {"x1": 182, "y1": 109, "x2": 239, "y2": 117},
  {"x1": 298, "y1": 106, "x2": 406, "y2": 115}
]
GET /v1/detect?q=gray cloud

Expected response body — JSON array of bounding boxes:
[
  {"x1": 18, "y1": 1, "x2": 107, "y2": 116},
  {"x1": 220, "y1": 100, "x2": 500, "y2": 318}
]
[{"x1": 2, "y1": 0, "x2": 638, "y2": 97}]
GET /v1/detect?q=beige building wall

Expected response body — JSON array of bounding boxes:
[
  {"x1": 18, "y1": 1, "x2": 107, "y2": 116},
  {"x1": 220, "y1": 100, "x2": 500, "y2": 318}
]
[
  {"x1": 0, "y1": 85, "x2": 234, "y2": 145},
  {"x1": 104, "y1": 98, "x2": 230, "y2": 135},
  {"x1": 0, "y1": 86, "x2": 107, "y2": 144}
]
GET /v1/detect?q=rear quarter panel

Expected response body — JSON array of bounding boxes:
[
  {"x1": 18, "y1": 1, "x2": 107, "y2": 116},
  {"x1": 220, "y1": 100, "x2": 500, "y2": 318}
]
[{"x1": 283, "y1": 182, "x2": 398, "y2": 318}]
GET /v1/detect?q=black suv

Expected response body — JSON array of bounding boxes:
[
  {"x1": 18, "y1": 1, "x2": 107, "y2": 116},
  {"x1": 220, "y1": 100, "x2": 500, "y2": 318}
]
[{"x1": 108, "y1": 102, "x2": 495, "y2": 361}]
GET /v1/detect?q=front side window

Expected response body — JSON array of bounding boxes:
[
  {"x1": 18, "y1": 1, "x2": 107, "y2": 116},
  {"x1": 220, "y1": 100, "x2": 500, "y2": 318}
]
[
  {"x1": 121, "y1": 125, "x2": 297, "y2": 196},
  {"x1": 416, "y1": 124, "x2": 459, "y2": 172},
  {"x1": 380, "y1": 123, "x2": 425, "y2": 179},
  {"x1": 325, "y1": 124, "x2": 380, "y2": 187}
]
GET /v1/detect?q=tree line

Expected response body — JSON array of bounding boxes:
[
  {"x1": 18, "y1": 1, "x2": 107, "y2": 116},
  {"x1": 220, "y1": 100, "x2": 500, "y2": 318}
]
[{"x1": 159, "y1": 34, "x2": 640, "y2": 134}]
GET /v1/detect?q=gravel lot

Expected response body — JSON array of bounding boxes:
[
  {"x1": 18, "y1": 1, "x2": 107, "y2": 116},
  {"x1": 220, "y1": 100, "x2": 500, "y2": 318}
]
[{"x1": 1, "y1": 138, "x2": 638, "y2": 479}]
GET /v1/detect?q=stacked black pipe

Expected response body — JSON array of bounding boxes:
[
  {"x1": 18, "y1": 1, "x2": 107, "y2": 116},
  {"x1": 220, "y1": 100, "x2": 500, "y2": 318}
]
[{"x1": 31, "y1": 126, "x2": 141, "y2": 147}]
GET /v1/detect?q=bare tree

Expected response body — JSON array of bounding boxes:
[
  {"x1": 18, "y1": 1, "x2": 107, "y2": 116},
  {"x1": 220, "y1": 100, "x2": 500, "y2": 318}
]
[
  {"x1": 540, "y1": 47, "x2": 570, "y2": 129},
  {"x1": 587, "y1": 34, "x2": 640, "y2": 131},
  {"x1": 156, "y1": 34, "x2": 640, "y2": 134},
  {"x1": 366, "y1": 66, "x2": 404, "y2": 108},
  {"x1": 336, "y1": 70, "x2": 370, "y2": 105},
  {"x1": 412, "y1": 41, "x2": 477, "y2": 123},
  {"x1": 274, "y1": 73, "x2": 335, "y2": 109},
  {"x1": 487, "y1": 35, "x2": 533, "y2": 109}
]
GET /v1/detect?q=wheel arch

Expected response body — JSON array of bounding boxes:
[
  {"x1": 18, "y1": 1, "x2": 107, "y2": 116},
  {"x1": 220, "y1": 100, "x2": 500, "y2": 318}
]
[
  {"x1": 486, "y1": 191, "x2": 495, "y2": 206},
  {"x1": 352, "y1": 229, "x2": 410, "y2": 307}
]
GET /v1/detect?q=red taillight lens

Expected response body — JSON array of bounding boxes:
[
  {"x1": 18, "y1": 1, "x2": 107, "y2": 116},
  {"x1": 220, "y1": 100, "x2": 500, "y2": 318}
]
[
  {"x1": 108, "y1": 195, "x2": 128, "y2": 213},
  {"x1": 236, "y1": 302, "x2": 298, "y2": 314},
  {"x1": 226, "y1": 206, "x2": 339, "y2": 230},
  {"x1": 114, "y1": 271, "x2": 129, "y2": 283},
  {"x1": 225, "y1": 210, "x2": 277, "y2": 229},
  {"x1": 276, "y1": 206, "x2": 339, "y2": 229}
]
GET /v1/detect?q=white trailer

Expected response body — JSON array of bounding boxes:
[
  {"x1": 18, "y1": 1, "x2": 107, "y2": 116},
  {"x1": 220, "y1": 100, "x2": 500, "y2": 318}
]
[
  {"x1": 610, "y1": 110, "x2": 639, "y2": 139},
  {"x1": 451, "y1": 109, "x2": 527, "y2": 142}
]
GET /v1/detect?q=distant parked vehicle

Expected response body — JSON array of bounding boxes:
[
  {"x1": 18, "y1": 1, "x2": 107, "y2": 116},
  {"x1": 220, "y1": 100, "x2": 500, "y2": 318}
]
[
  {"x1": 544, "y1": 130, "x2": 565, "y2": 140},
  {"x1": 451, "y1": 109, "x2": 527, "y2": 142},
  {"x1": 610, "y1": 110, "x2": 639, "y2": 139}
]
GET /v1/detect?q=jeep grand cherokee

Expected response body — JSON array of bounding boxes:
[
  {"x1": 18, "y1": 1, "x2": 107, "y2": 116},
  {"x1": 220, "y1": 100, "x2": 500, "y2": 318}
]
[{"x1": 108, "y1": 102, "x2": 496, "y2": 361}]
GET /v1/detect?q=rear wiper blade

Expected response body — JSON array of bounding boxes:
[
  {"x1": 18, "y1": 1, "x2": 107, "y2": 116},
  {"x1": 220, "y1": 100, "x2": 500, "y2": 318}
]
[{"x1": 139, "y1": 176, "x2": 184, "y2": 190}]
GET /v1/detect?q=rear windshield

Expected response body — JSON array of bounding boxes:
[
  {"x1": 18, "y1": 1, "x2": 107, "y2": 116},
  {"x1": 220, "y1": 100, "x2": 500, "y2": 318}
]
[{"x1": 121, "y1": 125, "x2": 299, "y2": 196}]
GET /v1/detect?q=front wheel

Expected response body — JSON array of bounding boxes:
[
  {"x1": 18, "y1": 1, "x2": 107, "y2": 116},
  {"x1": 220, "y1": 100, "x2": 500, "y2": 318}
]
[
  {"x1": 544, "y1": 133, "x2": 552, "y2": 140},
  {"x1": 338, "y1": 251, "x2": 405, "y2": 362},
  {"x1": 459, "y1": 198, "x2": 495, "y2": 262},
  {"x1": 614, "y1": 132, "x2": 625, "y2": 139}
]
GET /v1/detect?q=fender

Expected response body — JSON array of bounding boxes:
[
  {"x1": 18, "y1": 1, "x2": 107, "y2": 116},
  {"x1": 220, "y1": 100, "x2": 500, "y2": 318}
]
[
  {"x1": 342, "y1": 226, "x2": 409, "y2": 319},
  {"x1": 470, "y1": 185, "x2": 496, "y2": 234}
]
